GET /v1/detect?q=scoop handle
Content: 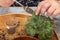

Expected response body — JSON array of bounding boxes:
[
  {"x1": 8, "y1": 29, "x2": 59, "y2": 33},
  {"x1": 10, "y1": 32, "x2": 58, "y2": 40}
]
[{"x1": 14, "y1": 0, "x2": 34, "y2": 14}]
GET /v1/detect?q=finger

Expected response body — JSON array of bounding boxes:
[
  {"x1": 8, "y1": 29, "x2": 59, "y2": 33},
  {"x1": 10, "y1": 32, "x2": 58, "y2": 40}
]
[
  {"x1": 52, "y1": 9, "x2": 60, "y2": 17},
  {"x1": 36, "y1": 1, "x2": 46, "y2": 15},
  {"x1": 41, "y1": 2, "x2": 51, "y2": 15},
  {"x1": 6, "y1": 0, "x2": 14, "y2": 6},
  {"x1": 47, "y1": 5, "x2": 56, "y2": 16},
  {"x1": 0, "y1": 0, "x2": 14, "y2": 7}
]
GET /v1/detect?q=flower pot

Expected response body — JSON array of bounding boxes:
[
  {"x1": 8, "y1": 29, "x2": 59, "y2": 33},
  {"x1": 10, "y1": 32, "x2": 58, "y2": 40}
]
[
  {"x1": 14, "y1": 36, "x2": 38, "y2": 40},
  {"x1": 0, "y1": 13, "x2": 59, "y2": 40}
]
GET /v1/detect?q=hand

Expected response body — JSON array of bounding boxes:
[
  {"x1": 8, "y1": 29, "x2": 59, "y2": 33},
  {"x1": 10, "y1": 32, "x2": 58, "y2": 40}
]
[
  {"x1": 0, "y1": 0, "x2": 14, "y2": 7},
  {"x1": 36, "y1": 0, "x2": 60, "y2": 17}
]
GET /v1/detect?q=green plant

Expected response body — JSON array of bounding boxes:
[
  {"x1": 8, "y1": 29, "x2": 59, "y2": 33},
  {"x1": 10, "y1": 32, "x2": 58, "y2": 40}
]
[{"x1": 25, "y1": 12, "x2": 55, "y2": 40}]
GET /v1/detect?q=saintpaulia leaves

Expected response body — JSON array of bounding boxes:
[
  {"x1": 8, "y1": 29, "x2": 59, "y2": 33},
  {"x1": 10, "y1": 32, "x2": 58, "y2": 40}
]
[
  {"x1": 38, "y1": 28, "x2": 54, "y2": 40},
  {"x1": 25, "y1": 12, "x2": 55, "y2": 40}
]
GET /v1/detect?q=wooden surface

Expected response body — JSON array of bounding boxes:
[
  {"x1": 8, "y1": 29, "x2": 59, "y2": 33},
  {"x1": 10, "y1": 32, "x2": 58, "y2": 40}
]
[{"x1": 0, "y1": 13, "x2": 59, "y2": 40}]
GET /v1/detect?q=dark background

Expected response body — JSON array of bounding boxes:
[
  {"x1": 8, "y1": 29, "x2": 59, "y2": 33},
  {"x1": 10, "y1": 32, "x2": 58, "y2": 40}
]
[{"x1": 11, "y1": 0, "x2": 42, "y2": 7}]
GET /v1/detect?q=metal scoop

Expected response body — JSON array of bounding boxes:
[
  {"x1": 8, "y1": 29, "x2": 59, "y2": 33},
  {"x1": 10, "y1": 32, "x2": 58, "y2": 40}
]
[
  {"x1": 14, "y1": 0, "x2": 34, "y2": 14},
  {"x1": 5, "y1": 18, "x2": 19, "y2": 34}
]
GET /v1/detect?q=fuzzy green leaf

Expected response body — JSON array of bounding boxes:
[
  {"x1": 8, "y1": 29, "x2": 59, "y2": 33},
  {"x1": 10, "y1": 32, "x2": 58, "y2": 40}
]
[{"x1": 24, "y1": 11, "x2": 55, "y2": 40}]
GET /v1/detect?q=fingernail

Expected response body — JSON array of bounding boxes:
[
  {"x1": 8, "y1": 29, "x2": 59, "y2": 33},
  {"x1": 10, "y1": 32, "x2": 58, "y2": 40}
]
[
  {"x1": 36, "y1": 13, "x2": 38, "y2": 15},
  {"x1": 50, "y1": 16, "x2": 53, "y2": 19}
]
